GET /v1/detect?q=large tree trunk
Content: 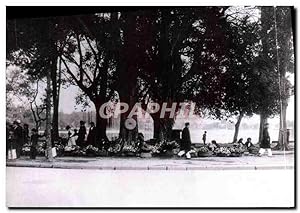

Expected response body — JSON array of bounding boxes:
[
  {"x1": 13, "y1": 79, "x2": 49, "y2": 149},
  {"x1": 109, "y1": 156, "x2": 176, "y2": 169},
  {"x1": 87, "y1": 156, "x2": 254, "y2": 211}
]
[
  {"x1": 118, "y1": 90, "x2": 138, "y2": 144},
  {"x1": 153, "y1": 114, "x2": 163, "y2": 140},
  {"x1": 116, "y1": 12, "x2": 139, "y2": 145},
  {"x1": 276, "y1": 97, "x2": 289, "y2": 150},
  {"x1": 51, "y1": 56, "x2": 60, "y2": 142},
  {"x1": 45, "y1": 65, "x2": 53, "y2": 161},
  {"x1": 94, "y1": 100, "x2": 108, "y2": 142},
  {"x1": 233, "y1": 112, "x2": 244, "y2": 143},
  {"x1": 273, "y1": 7, "x2": 292, "y2": 150},
  {"x1": 258, "y1": 113, "x2": 268, "y2": 144},
  {"x1": 151, "y1": 106, "x2": 175, "y2": 142},
  {"x1": 152, "y1": 117, "x2": 175, "y2": 141}
]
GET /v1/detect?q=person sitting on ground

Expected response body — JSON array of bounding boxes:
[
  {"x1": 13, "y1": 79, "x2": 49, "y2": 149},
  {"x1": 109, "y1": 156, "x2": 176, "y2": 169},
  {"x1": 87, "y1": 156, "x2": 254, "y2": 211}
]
[
  {"x1": 136, "y1": 133, "x2": 151, "y2": 153},
  {"x1": 237, "y1": 138, "x2": 244, "y2": 145},
  {"x1": 208, "y1": 140, "x2": 220, "y2": 151},
  {"x1": 136, "y1": 133, "x2": 144, "y2": 149},
  {"x1": 245, "y1": 137, "x2": 254, "y2": 149}
]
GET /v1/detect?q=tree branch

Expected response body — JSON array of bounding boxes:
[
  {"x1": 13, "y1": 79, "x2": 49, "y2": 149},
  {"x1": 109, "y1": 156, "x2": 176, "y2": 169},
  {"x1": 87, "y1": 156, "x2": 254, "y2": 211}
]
[
  {"x1": 62, "y1": 52, "x2": 93, "y2": 84},
  {"x1": 75, "y1": 33, "x2": 84, "y2": 82},
  {"x1": 60, "y1": 55, "x2": 93, "y2": 99},
  {"x1": 84, "y1": 35, "x2": 100, "y2": 80}
]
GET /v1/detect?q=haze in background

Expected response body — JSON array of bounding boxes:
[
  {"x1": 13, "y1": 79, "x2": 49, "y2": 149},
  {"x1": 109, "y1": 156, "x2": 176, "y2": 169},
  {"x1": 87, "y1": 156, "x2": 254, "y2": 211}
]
[{"x1": 59, "y1": 84, "x2": 295, "y2": 143}]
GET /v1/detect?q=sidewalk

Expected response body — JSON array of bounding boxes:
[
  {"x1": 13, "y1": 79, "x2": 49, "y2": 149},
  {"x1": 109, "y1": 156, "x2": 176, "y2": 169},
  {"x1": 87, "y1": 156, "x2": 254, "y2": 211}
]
[{"x1": 6, "y1": 151, "x2": 294, "y2": 171}]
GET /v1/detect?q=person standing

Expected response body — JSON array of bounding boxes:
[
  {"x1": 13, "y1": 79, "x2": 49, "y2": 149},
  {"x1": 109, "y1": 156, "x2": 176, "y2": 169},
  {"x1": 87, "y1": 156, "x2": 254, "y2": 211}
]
[
  {"x1": 7, "y1": 123, "x2": 14, "y2": 157},
  {"x1": 287, "y1": 129, "x2": 290, "y2": 146},
  {"x1": 23, "y1": 123, "x2": 29, "y2": 145},
  {"x1": 77, "y1": 121, "x2": 87, "y2": 147},
  {"x1": 87, "y1": 122, "x2": 97, "y2": 146},
  {"x1": 258, "y1": 123, "x2": 272, "y2": 157},
  {"x1": 202, "y1": 131, "x2": 207, "y2": 145},
  {"x1": 178, "y1": 122, "x2": 192, "y2": 159},
  {"x1": 13, "y1": 120, "x2": 24, "y2": 158},
  {"x1": 72, "y1": 129, "x2": 79, "y2": 144},
  {"x1": 30, "y1": 128, "x2": 43, "y2": 159},
  {"x1": 66, "y1": 126, "x2": 76, "y2": 146}
]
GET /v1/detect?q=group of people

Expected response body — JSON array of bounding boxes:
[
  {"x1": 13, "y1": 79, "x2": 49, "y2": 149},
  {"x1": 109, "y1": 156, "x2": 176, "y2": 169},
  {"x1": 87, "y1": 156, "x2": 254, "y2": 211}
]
[
  {"x1": 177, "y1": 122, "x2": 273, "y2": 159},
  {"x1": 6, "y1": 119, "x2": 101, "y2": 159},
  {"x1": 65, "y1": 121, "x2": 98, "y2": 148},
  {"x1": 7, "y1": 119, "x2": 274, "y2": 160},
  {"x1": 7, "y1": 119, "x2": 51, "y2": 159},
  {"x1": 7, "y1": 120, "x2": 31, "y2": 159},
  {"x1": 233, "y1": 123, "x2": 273, "y2": 156}
]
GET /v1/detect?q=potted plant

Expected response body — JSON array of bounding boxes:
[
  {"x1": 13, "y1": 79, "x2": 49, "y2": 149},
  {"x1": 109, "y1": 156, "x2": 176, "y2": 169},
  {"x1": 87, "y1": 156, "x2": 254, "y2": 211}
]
[
  {"x1": 21, "y1": 143, "x2": 31, "y2": 156},
  {"x1": 85, "y1": 145, "x2": 99, "y2": 157},
  {"x1": 229, "y1": 147, "x2": 243, "y2": 157},
  {"x1": 122, "y1": 144, "x2": 137, "y2": 157},
  {"x1": 158, "y1": 141, "x2": 179, "y2": 157},
  {"x1": 197, "y1": 146, "x2": 213, "y2": 157},
  {"x1": 214, "y1": 147, "x2": 231, "y2": 157}
]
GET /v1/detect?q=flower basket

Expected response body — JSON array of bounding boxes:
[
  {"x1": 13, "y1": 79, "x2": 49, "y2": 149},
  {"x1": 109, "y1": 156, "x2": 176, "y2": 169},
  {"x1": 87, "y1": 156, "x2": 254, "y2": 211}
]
[
  {"x1": 86, "y1": 152, "x2": 96, "y2": 157},
  {"x1": 190, "y1": 150, "x2": 198, "y2": 158},
  {"x1": 140, "y1": 152, "x2": 152, "y2": 158},
  {"x1": 22, "y1": 145, "x2": 31, "y2": 156},
  {"x1": 140, "y1": 147, "x2": 152, "y2": 153},
  {"x1": 98, "y1": 150, "x2": 108, "y2": 157},
  {"x1": 124, "y1": 151, "x2": 136, "y2": 157},
  {"x1": 230, "y1": 152, "x2": 242, "y2": 157},
  {"x1": 85, "y1": 145, "x2": 99, "y2": 157},
  {"x1": 197, "y1": 146, "x2": 212, "y2": 157},
  {"x1": 214, "y1": 147, "x2": 231, "y2": 157},
  {"x1": 37, "y1": 146, "x2": 45, "y2": 156},
  {"x1": 151, "y1": 152, "x2": 161, "y2": 157},
  {"x1": 198, "y1": 151, "x2": 213, "y2": 157},
  {"x1": 159, "y1": 150, "x2": 174, "y2": 158},
  {"x1": 217, "y1": 153, "x2": 230, "y2": 157},
  {"x1": 248, "y1": 146, "x2": 259, "y2": 154}
]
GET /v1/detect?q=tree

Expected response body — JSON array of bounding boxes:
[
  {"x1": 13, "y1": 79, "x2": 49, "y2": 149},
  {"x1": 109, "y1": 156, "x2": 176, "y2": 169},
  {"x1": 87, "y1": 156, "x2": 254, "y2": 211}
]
[
  {"x1": 273, "y1": 7, "x2": 294, "y2": 150},
  {"x1": 136, "y1": 7, "x2": 232, "y2": 140},
  {"x1": 6, "y1": 64, "x2": 46, "y2": 128},
  {"x1": 114, "y1": 11, "x2": 140, "y2": 142},
  {"x1": 260, "y1": 6, "x2": 294, "y2": 148},
  {"x1": 6, "y1": 16, "x2": 66, "y2": 160},
  {"x1": 58, "y1": 14, "x2": 117, "y2": 141},
  {"x1": 29, "y1": 80, "x2": 47, "y2": 130},
  {"x1": 218, "y1": 11, "x2": 261, "y2": 142}
]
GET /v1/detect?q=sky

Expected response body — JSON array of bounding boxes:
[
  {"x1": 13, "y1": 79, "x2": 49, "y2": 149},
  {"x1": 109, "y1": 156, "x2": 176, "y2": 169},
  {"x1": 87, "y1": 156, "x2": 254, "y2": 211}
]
[{"x1": 58, "y1": 82, "x2": 295, "y2": 121}]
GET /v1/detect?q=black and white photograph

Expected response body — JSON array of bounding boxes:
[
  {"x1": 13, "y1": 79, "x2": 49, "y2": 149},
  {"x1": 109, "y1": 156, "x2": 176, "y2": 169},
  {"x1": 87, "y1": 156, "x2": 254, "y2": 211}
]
[{"x1": 5, "y1": 5, "x2": 296, "y2": 208}]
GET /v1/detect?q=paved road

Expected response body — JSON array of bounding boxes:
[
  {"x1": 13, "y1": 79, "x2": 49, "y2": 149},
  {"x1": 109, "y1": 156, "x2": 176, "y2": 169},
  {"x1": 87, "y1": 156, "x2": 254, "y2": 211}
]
[
  {"x1": 6, "y1": 153, "x2": 294, "y2": 170},
  {"x1": 6, "y1": 167, "x2": 294, "y2": 208}
]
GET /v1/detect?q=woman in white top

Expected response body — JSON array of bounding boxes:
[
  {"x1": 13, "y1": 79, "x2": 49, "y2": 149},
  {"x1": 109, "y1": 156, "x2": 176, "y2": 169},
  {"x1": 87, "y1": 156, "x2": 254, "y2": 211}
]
[{"x1": 66, "y1": 126, "x2": 76, "y2": 146}]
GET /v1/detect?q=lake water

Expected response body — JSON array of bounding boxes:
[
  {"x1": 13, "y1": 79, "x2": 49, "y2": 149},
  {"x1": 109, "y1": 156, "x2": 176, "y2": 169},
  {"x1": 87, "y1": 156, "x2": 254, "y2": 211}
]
[
  {"x1": 58, "y1": 127, "x2": 294, "y2": 144},
  {"x1": 105, "y1": 127, "x2": 293, "y2": 144}
]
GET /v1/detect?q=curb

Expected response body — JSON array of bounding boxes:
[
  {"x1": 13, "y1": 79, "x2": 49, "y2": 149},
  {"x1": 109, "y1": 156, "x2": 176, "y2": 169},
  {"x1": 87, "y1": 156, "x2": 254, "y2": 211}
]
[{"x1": 6, "y1": 162, "x2": 294, "y2": 171}]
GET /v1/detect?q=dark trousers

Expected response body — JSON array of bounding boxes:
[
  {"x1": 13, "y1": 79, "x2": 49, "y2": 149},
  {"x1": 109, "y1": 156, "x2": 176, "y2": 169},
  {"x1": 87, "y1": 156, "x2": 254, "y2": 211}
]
[
  {"x1": 30, "y1": 146, "x2": 37, "y2": 159},
  {"x1": 77, "y1": 137, "x2": 85, "y2": 147},
  {"x1": 16, "y1": 144, "x2": 22, "y2": 158}
]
